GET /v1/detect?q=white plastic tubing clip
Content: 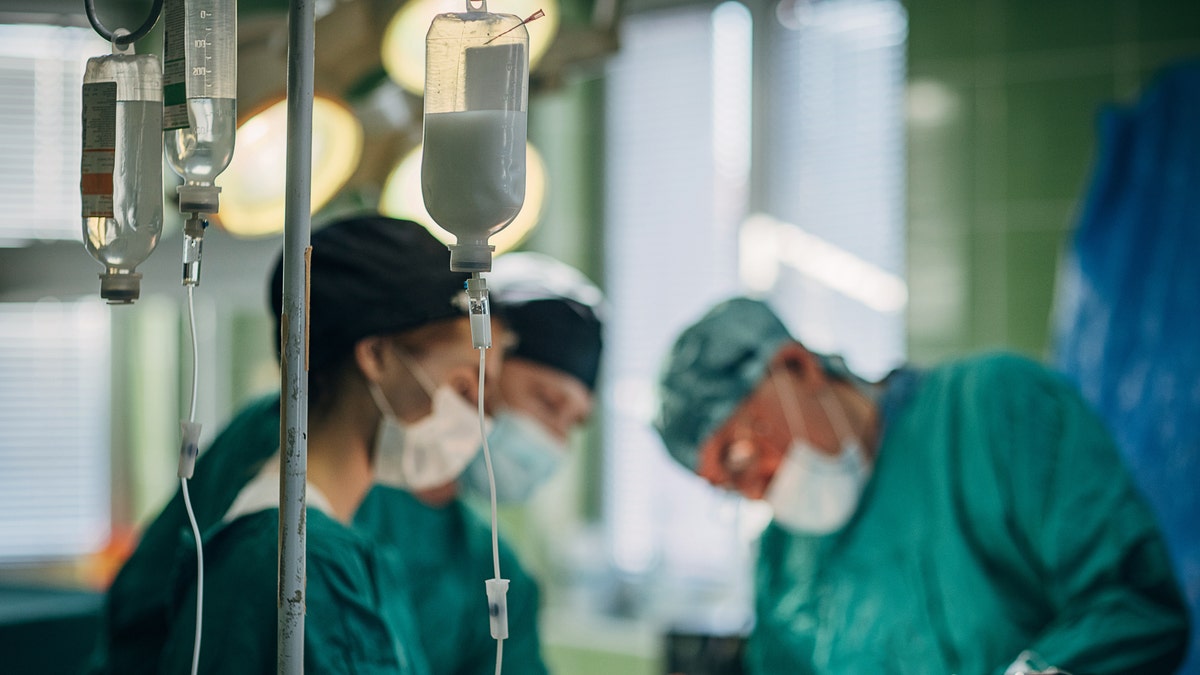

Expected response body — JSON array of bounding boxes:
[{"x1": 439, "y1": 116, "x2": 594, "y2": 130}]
[
  {"x1": 485, "y1": 578, "x2": 510, "y2": 640},
  {"x1": 178, "y1": 420, "x2": 203, "y2": 479}
]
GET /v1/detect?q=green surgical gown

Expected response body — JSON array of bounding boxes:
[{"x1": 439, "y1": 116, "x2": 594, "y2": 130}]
[
  {"x1": 88, "y1": 395, "x2": 284, "y2": 674},
  {"x1": 747, "y1": 353, "x2": 1189, "y2": 674},
  {"x1": 157, "y1": 507, "x2": 430, "y2": 674},
  {"x1": 355, "y1": 487, "x2": 548, "y2": 675},
  {"x1": 89, "y1": 394, "x2": 548, "y2": 675}
]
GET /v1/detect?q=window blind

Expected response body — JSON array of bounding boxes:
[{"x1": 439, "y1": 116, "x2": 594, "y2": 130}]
[
  {"x1": 0, "y1": 25, "x2": 109, "y2": 245},
  {"x1": 0, "y1": 300, "x2": 111, "y2": 560}
]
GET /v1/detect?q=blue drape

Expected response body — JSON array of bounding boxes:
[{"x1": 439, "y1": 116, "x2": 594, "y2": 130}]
[{"x1": 1053, "y1": 60, "x2": 1200, "y2": 674}]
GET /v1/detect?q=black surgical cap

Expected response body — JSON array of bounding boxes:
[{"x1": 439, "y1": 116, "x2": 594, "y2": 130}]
[
  {"x1": 269, "y1": 214, "x2": 469, "y2": 372},
  {"x1": 489, "y1": 252, "x2": 605, "y2": 391}
]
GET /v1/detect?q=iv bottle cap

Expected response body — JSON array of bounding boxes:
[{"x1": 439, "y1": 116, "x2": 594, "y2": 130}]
[
  {"x1": 177, "y1": 185, "x2": 221, "y2": 213},
  {"x1": 449, "y1": 242, "x2": 496, "y2": 273},
  {"x1": 100, "y1": 271, "x2": 142, "y2": 304}
]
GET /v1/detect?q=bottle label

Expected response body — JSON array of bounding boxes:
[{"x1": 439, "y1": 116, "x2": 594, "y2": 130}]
[
  {"x1": 81, "y1": 82, "x2": 116, "y2": 218},
  {"x1": 162, "y1": 0, "x2": 188, "y2": 130}
]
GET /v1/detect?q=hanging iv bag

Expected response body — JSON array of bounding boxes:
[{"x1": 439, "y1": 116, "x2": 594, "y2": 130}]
[
  {"x1": 163, "y1": 0, "x2": 237, "y2": 214},
  {"x1": 81, "y1": 40, "x2": 164, "y2": 304},
  {"x1": 423, "y1": 0, "x2": 529, "y2": 272}
]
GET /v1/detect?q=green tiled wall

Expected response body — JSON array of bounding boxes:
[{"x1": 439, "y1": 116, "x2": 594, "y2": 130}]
[{"x1": 904, "y1": 0, "x2": 1200, "y2": 364}]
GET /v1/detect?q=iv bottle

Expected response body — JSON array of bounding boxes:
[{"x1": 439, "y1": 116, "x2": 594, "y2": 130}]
[
  {"x1": 163, "y1": 0, "x2": 237, "y2": 213},
  {"x1": 81, "y1": 37, "x2": 164, "y2": 304},
  {"x1": 423, "y1": 0, "x2": 529, "y2": 272}
]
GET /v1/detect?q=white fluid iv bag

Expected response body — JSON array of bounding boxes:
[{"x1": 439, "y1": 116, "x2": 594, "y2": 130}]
[
  {"x1": 423, "y1": 0, "x2": 530, "y2": 273},
  {"x1": 81, "y1": 36, "x2": 164, "y2": 304}
]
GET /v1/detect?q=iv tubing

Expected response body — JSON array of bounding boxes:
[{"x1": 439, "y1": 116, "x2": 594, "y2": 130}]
[
  {"x1": 478, "y1": 349, "x2": 501, "y2": 580},
  {"x1": 83, "y1": 0, "x2": 163, "y2": 44},
  {"x1": 186, "y1": 287, "x2": 198, "y2": 423},
  {"x1": 278, "y1": 0, "x2": 317, "y2": 669},
  {"x1": 478, "y1": 348, "x2": 505, "y2": 675},
  {"x1": 180, "y1": 478, "x2": 203, "y2": 675},
  {"x1": 183, "y1": 285, "x2": 204, "y2": 675}
]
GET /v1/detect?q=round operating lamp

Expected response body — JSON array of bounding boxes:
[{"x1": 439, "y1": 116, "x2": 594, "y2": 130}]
[{"x1": 216, "y1": 96, "x2": 363, "y2": 238}]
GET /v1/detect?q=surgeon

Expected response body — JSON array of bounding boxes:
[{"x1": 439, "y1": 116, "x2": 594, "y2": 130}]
[
  {"x1": 458, "y1": 251, "x2": 604, "y2": 502},
  {"x1": 89, "y1": 245, "x2": 605, "y2": 675},
  {"x1": 353, "y1": 250, "x2": 604, "y2": 675},
  {"x1": 655, "y1": 297, "x2": 1189, "y2": 675},
  {"x1": 89, "y1": 214, "x2": 500, "y2": 673}
]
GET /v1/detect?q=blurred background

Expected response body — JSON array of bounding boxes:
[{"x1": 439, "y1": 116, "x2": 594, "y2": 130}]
[{"x1": 0, "y1": 0, "x2": 1197, "y2": 672}]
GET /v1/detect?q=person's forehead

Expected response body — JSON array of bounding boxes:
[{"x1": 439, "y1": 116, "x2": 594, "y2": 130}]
[{"x1": 507, "y1": 358, "x2": 585, "y2": 388}]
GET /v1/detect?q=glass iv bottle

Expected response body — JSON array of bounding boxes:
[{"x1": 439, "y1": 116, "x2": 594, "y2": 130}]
[
  {"x1": 163, "y1": 0, "x2": 237, "y2": 213},
  {"x1": 81, "y1": 38, "x2": 163, "y2": 304},
  {"x1": 423, "y1": 0, "x2": 529, "y2": 272}
]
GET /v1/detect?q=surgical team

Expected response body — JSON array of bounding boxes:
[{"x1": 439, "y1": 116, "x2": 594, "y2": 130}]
[{"x1": 87, "y1": 213, "x2": 1189, "y2": 674}]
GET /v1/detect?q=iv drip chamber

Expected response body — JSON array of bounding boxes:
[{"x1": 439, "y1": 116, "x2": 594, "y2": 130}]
[{"x1": 422, "y1": 0, "x2": 530, "y2": 273}]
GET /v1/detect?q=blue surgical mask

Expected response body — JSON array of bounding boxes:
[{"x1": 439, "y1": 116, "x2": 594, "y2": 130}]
[{"x1": 461, "y1": 410, "x2": 567, "y2": 503}]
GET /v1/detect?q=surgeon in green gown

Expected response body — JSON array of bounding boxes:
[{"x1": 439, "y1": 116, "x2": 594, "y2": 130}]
[
  {"x1": 655, "y1": 297, "x2": 1189, "y2": 675},
  {"x1": 357, "y1": 251, "x2": 603, "y2": 675},
  {"x1": 90, "y1": 245, "x2": 604, "y2": 675},
  {"x1": 88, "y1": 214, "x2": 503, "y2": 673}
]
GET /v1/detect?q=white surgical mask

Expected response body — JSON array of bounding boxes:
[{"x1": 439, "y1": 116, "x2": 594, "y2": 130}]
[
  {"x1": 461, "y1": 410, "x2": 566, "y2": 503},
  {"x1": 763, "y1": 437, "x2": 868, "y2": 534},
  {"x1": 763, "y1": 373, "x2": 871, "y2": 535},
  {"x1": 366, "y1": 353, "x2": 488, "y2": 491}
]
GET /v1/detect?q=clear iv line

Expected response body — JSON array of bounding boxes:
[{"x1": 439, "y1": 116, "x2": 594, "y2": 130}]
[
  {"x1": 187, "y1": 287, "x2": 198, "y2": 422},
  {"x1": 467, "y1": 273, "x2": 507, "y2": 674},
  {"x1": 180, "y1": 477, "x2": 203, "y2": 675},
  {"x1": 478, "y1": 348, "x2": 501, "y2": 580},
  {"x1": 478, "y1": 348, "x2": 505, "y2": 675},
  {"x1": 182, "y1": 285, "x2": 204, "y2": 675}
]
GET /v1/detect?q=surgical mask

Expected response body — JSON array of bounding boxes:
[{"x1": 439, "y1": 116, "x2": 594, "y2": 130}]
[
  {"x1": 461, "y1": 410, "x2": 567, "y2": 503},
  {"x1": 366, "y1": 352, "x2": 488, "y2": 491},
  {"x1": 763, "y1": 373, "x2": 870, "y2": 535}
]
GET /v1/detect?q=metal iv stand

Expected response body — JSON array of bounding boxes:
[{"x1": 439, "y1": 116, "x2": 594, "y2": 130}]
[{"x1": 278, "y1": 0, "x2": 315, "y2": 671}]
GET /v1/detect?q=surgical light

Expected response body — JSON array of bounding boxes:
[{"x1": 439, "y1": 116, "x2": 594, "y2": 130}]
[{"x1": 215, "y1": 96, "x2": 363, "y2": 238}]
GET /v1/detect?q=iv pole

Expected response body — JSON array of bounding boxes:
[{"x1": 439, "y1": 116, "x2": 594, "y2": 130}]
[{"x1": 278, "y1": 0, "x2": 315, "y2": 670}]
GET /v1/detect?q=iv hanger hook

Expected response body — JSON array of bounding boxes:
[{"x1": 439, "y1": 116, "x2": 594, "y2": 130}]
[
  {"x1": 84, "y1": 0, "x2": 164, "y2": 46},
  {"x1": 466, "y1": 0, "x2": 488, "y2": 12}
]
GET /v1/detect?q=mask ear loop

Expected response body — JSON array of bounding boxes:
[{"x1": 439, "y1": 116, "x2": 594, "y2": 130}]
[
  {"x1": 816, "y1": 386, "x2": 858, "y2": 448},
  {"x1": 770, "y1": 367, "x2": 810, "y2": 442},
  {"x1": 366, "y1": 381, "x2": 397, "y2": 420},
  {"x1": 392, "y1": 343, "x2": 441, "y2": 401},
  {"x1": 364, "y1": 380, "x2": 412, "y2": 485}
]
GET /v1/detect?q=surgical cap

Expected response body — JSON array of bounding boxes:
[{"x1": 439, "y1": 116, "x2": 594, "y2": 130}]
[
  {"x1": 269, "y1": 214, "x2": 469, "y2": 372},
  {"x1": 489, "y1": 252, "x2": 605, "y2": 391},
  {"x1": 654, "y1": 297, "x2": 794, "y2": 471}
]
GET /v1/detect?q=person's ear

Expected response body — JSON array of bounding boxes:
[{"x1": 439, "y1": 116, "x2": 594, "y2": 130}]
[
  {"x1": 771, "y1": 341, "x2": 826, "y2": 385},
  {"x1": 444, "y1": 364, "x2": 480, "y2": 403},
  {"x1": 354, "y1": 336, "x2": 391, "y2": 385}
]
